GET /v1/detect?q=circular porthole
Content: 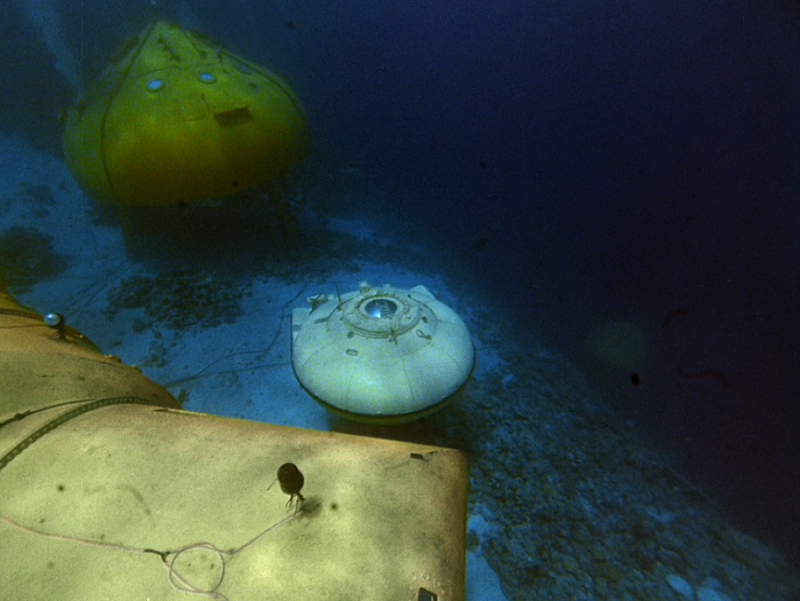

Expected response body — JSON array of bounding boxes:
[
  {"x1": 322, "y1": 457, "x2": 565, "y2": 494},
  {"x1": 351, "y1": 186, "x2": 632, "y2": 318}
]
[{"x1": 363, "y1": 298, "x2": 398, "y2": 319}]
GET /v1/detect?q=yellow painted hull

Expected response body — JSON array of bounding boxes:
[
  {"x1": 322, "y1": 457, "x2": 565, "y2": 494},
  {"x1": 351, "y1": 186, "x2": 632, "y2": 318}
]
[{"x1": 63, "y1": 21, "x2": 310, "y2": 206}]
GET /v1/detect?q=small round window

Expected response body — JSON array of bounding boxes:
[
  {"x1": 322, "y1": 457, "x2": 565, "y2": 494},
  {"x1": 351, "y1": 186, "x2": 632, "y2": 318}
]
[{"x1": 363, "y1": 298, "x2": 398, "y2": 319}]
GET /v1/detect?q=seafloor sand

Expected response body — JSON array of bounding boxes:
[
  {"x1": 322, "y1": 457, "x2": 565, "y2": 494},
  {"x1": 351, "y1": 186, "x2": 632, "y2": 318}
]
[{"x1": 1, "y1": 133, "x2": 797, "y2": 601}]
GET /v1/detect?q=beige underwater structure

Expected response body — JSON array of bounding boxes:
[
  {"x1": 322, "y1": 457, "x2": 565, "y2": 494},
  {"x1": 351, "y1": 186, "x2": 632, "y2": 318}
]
[
  {"x1": 0, "y1": 281, "x2": 468, "y2": 600},
  {"x1": 292, "y1": 283, "x2": 476, "y2": 424}
]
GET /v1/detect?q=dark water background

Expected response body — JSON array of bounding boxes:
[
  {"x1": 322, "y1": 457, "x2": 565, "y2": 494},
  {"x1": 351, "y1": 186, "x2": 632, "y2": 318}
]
[{"x1": 2, "y1": 0, "x2": 798, "y2": 563}]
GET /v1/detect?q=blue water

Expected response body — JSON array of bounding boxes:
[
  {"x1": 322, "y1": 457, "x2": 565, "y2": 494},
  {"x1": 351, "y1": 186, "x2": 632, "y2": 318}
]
[{"x1": 2, "y1": 0, "x2": 798, "y2": 574}]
